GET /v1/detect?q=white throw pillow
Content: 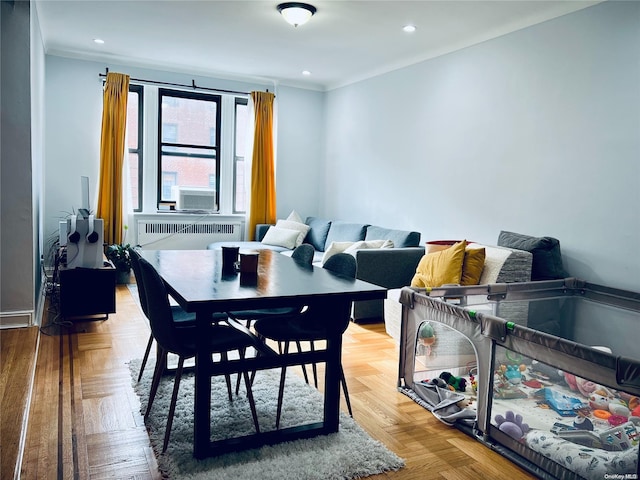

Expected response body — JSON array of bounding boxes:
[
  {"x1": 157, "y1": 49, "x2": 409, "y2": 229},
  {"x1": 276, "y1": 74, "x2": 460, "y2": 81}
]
[
  {"x1": 344, "y1": 239, "x2": 394, "y2": 257},
  {"x1": 321, "y1": 241, "x2": 355, "y2": 265},
  {"x1": 286, "y1": 210, "x2": 304, "y2": 224},
  {"x1": 275, "y1": 219, "x2": 310, "y2": 247},
  {"x1": 261, "y1": 226, "x2": 300, "y2": 249}
]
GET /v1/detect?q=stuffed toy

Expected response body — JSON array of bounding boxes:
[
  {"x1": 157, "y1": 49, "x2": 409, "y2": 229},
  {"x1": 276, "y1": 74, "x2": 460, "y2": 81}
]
[
  {"x1": 495, "y1": 411, "x2": 529, "y2": 440},
  {"x1": 563, "y1": 372, "x2": 598, "y2": 398},
  {"x1": 439, "y1": 372, "x2": 467, "y2": 392}
]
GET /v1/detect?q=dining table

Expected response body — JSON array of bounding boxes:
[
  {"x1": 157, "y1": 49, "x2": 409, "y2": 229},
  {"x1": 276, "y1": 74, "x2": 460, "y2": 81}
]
[{"x1": 139, "y1": 248, "x2": 387, "y2": 458}]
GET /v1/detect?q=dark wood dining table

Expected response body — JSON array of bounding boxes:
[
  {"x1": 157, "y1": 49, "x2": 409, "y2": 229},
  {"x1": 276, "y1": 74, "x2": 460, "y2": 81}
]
[{"x1": 139, "y1": 248, "x2": 387, "y2": 458}]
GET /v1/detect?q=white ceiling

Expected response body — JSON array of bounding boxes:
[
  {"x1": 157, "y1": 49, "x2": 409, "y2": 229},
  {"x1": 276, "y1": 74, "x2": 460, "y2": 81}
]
[{"x1": 35, "y1": 0, "x2": 601, "y2": 91}]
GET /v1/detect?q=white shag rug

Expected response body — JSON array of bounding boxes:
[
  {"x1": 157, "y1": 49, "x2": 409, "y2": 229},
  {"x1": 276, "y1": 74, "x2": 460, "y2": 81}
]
[{"x1": 129, "y1": 358, "x2": 404, "y2": 480}]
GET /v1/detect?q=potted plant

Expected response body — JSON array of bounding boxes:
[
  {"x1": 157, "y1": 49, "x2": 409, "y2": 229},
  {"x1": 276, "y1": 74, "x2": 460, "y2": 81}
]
[{"x1": 106, "y1": 242, "x2": 131, "y2": 284}]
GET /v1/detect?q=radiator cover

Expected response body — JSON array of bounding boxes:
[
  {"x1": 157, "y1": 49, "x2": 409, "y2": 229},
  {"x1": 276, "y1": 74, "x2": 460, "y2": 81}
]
[{"x1": 137, "y1": 220, "x2": 242, "y2": 250}]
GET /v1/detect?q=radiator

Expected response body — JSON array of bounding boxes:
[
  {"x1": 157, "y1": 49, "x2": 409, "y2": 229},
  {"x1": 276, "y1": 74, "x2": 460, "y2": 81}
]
[{"x1": 137, "y1": 220, "x2": 243, "y2": 250}]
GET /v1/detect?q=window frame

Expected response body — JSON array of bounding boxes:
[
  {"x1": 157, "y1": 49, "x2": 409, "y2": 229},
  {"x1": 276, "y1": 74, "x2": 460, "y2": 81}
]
[
  {"x1": 128, "y1": 84, "x2": 144, "y2": 212},
  {"x1": 233, "y1": 97, "x2": 248, "y2": 214}
]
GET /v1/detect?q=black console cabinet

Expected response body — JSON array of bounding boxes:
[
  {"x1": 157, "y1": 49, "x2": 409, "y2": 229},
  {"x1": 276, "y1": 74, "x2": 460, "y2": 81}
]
[{"x1": 59, "y1": 264, "x2": 116, "y2": 319}]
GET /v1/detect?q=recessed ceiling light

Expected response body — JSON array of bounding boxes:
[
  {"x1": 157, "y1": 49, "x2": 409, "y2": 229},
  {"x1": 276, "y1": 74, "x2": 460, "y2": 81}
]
[
  {"x1": 93, "y1": 38, "x2": 105, "y2": 44},
  {"x1": 302, "y1": 70, "x2": 311, "y2": 76},
  {"x1": 402, "y1": 25, "x2": 416, "y2": 33}
]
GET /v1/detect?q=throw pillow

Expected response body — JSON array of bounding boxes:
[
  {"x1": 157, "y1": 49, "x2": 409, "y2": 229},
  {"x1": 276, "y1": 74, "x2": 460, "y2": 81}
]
[
  {"x1": 261, "y1": 226, "x2": 300, "y2": 249},
  {"x1": 343, "y1": 239, "x2": 394, "y2": 257},
  {"x1": 410, "y1": 240, "x2": 467, "y2": 288},
  {"x1": 286, "y1": 210, "x2": 304, "y2": 224},
  {"x1": 321, "y1": 241, "x2": 355, "y2": 265},
  {"x1": 497, "y1": 230, "x2": 567, "y2": 281},
  {"x1": 275, "y1": 219, "x2": 311, "y2": 247},
  {"x1": 460, "y1": 247, "x2": 486, "y2": 286},
  {"x1": 304, "y1": 217, "x2": 332, "y2": 251}
]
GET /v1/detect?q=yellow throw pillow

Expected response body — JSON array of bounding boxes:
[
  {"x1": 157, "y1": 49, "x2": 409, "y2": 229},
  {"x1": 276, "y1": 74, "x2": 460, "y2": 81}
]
[
  {"x1": 411, "y1": 240, "x2": 467, "y2": 288},
  {"x1": 461, "y1": 247, "x2": 486, "y2": 286}
]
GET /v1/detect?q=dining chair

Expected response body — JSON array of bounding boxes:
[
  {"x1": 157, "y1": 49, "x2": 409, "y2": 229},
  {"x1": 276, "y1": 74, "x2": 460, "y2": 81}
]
[
  {"x1": 137, "y1": 255, "x2": 262, "y2": 452},
  {"x1": 228, "y1": 243, "x2": 316, "y2": 385},
  {"x1": 129, "y1": 247, "x2": 197, "y2": 382},
  {"x1": 253, "y1": 252, "x2": 356, "y2": 429}
]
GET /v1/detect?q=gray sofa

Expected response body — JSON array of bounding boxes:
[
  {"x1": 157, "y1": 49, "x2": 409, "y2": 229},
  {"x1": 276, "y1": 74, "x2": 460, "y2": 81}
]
[{"x1": 207, "y1": 217, "x2": 424, "y2": 323}]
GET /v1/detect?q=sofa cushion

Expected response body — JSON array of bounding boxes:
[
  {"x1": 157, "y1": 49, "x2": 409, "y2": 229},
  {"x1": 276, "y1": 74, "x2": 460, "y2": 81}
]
[
  {"x1": 497, "y1": 230, "x2": 567, "y2": 281},
  {"x1": 304, "y1": 217, "x2": 332, "y2": 251},
  {"x1": 366, "y1": 226, "x2": 421, "y2": 248},
  {"x1": 410, "y1": 240, "x2": 467, "y2": 288},
  {"x1": 324, "y1": 221, "x2": 368, "y2": 250}
]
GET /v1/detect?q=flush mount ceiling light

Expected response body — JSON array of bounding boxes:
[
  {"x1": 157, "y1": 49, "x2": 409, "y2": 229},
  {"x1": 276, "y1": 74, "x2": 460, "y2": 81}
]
[{"x1": 277, "y1": 2, "x2": 316, "y2": 27}]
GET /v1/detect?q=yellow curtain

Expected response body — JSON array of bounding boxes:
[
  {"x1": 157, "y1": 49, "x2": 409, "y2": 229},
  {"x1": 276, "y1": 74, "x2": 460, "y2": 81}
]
[
  {"x1": 96, "y1": 72, "x2": 130, "y2": 245},
  {"x1": 248, "y1": 91, "x2": 276, "y2": 240}
]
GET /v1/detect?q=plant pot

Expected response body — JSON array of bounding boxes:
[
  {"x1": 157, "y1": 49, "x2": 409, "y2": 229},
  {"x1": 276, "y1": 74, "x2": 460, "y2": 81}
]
[{"x1": 116, "y1": 269, "x2": 131, "y2": 285}]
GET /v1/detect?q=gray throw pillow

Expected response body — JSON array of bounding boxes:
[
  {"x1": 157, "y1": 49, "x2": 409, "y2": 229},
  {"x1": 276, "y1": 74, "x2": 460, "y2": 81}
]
[{"x1": 497, "y1": 230, "x2": 568, "y2": 281}]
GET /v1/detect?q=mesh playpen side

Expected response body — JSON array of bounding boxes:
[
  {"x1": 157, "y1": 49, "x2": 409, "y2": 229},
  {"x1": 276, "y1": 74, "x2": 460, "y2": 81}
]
[{"x1": 397, "y1": 283, "x2": 640, "y2": 480}]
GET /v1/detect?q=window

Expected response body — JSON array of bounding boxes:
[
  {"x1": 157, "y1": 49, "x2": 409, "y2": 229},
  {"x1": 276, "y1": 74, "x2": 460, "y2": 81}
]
[
  {"x1": 127, "y1": 85, "x2": 143, "y2": 211},
  {"x1": 158, "y1": 89, "x2": 221, "y2": 211},
  {"x1": 127, "y1": 85, "x2": 249, "y2": 214}
]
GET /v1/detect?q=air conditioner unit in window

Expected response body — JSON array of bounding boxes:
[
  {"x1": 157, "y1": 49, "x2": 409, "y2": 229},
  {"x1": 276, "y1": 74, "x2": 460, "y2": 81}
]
[{"x1": 171, "y1": 186, "x2": 217, "y2": 211}]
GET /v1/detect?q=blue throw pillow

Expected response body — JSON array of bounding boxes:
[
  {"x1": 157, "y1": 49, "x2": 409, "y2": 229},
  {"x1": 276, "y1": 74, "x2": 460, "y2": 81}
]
[{"x1": 304, "y1": 217, "x2": 332, "y2": 251}]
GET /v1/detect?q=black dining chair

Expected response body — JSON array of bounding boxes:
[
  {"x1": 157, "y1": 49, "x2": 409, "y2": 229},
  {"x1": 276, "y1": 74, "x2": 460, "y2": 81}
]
[
  {"x1": 137, "y1": 255, "x2": 262, "y2": 452},
  {"x1": 228, "y1": 243, "x2": 316, "y2": 385},
  {"x1": 253, "y1": 253, "x2": 356, "y2": 429},
  {"x1": 129, "y1": 247, "x2": 198, "y2": 382}
]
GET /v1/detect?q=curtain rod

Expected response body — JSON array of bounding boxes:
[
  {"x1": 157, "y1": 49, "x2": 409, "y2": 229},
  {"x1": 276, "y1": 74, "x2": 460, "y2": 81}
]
[{"x1": 98, "y1": 68, "x2": 271, "y2": 96}]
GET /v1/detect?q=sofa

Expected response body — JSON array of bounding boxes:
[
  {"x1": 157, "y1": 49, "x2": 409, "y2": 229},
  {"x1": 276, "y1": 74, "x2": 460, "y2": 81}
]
[{"x1": 207, "y1": 216, "x2": 424, "y2": 323}]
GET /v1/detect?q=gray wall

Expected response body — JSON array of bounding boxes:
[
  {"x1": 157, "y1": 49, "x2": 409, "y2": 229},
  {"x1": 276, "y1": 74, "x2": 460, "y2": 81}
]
[
  {"x1": 323, "y1": 1, "x2": 640, "y2": 291},
  {"x1": 1, "y1": 0, "x2": 37, "y2": 327}
]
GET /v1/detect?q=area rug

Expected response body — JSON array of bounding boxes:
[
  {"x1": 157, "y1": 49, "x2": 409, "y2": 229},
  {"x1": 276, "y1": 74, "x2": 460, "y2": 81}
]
[{"x1": 129, "y1": 358, "x2": 404, "y2": 480}]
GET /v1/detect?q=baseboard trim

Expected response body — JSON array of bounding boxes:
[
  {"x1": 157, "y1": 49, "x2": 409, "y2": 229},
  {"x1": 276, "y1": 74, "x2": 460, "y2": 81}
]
[
  {"x1": 15, "y1": 328, "x2": 40, "y2": 480},
  {"x1": 0, "y1": 310, "x2": 33, "y2": 329}
]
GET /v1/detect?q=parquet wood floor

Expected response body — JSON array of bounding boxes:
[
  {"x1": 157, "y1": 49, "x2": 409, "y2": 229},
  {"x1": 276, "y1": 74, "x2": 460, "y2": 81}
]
[{"x1": 8, "y1": 285, "x2": 537, "y2": 479}]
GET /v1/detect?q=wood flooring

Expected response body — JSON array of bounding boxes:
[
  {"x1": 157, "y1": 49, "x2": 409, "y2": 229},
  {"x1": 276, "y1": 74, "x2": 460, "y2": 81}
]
[{"x1": 5, "y1": 284, "x2": 538, "y2": 479}]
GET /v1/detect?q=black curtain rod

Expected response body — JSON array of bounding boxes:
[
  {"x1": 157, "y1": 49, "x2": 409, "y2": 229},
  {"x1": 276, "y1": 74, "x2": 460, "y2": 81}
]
[{"x1": 98, "y1": 68, "x2": 270, "y2": 96}]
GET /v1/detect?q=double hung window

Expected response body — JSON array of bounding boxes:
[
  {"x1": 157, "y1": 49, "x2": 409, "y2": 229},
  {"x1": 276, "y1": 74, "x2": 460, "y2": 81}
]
[{"x1": 126, "y1": 85, "x2": 249, "y2": 214}]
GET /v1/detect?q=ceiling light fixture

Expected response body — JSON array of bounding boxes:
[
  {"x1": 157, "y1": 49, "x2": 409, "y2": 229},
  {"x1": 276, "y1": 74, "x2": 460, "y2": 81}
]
[
  {"x1": 93, "y1": 38, "x2": 105, "y2": 44},
  {"x1": 402, "y1": 25, "x2": 416, "y2": 33},
  {"x1": 277, "y1": 2, "x2": 316, "y2": 27}
]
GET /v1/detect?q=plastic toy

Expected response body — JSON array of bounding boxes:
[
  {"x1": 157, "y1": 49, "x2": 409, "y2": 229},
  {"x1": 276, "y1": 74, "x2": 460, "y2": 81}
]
[
  {"x1": 418, "y1": 321, "x2": 436, "y2": 355},
  {"x1": 495, "y1": 411, "x2": 529, "y2": 440},
  {"x1": 504, "y1": 365, "x2": 523, "y2": 385},
  {"x1": 439, "y1": 372, "x2": 467, "y2": 392},
  {"x1": 468, "y1": 372, "x2": 478, "y2": 393}
]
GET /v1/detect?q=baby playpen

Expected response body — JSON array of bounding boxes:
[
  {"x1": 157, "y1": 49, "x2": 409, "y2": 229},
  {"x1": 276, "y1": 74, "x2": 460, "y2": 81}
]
[{"x1": 397, "y1": 278, "x2": 640, "y2": 480}]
